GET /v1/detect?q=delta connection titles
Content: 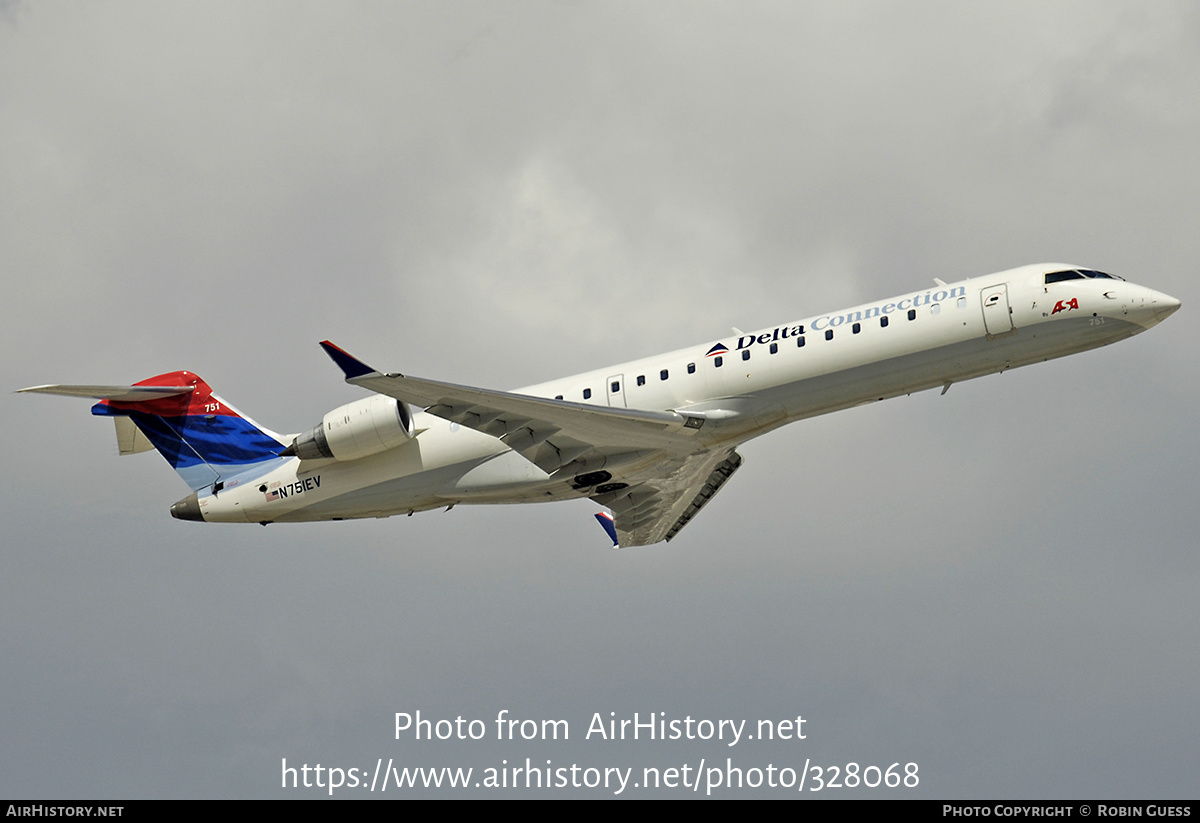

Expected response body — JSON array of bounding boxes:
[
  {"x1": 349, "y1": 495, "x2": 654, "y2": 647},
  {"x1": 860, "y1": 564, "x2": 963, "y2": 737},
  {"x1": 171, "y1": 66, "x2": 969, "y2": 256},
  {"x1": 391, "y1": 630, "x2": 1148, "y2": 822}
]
[
  {"x1": 731, "y1": 284, "x2": 967, "y2": 349},
  {"x1": 395, "y1": 709, "x2": 806, "y2": 745}
]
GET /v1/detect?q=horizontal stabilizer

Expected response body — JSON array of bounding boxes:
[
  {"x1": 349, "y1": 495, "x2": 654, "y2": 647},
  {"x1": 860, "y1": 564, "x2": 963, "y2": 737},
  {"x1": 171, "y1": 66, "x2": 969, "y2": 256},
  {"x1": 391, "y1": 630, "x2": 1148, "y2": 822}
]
[
  {"x1": 17, "y1": 384, "x2": 193, "y2": 402},
  {"x1": 20, "y1": 372, "x2": 285, "y2": 492}
]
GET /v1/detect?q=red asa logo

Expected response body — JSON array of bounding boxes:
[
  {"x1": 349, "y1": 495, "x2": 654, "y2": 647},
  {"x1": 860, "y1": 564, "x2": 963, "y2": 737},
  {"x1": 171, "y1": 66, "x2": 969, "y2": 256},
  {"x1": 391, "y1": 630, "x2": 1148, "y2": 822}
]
[{"x1": 1052, "y1": 298, "x2": 1079, "y2": 314}]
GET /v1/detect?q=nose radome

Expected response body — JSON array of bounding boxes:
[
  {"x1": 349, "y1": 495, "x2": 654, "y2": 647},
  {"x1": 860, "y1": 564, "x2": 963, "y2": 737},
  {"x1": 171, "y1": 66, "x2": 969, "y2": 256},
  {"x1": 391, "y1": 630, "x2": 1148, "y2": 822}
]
[{"x1": 1152, "y1": 291, "x2": 1181, "y2": 321}]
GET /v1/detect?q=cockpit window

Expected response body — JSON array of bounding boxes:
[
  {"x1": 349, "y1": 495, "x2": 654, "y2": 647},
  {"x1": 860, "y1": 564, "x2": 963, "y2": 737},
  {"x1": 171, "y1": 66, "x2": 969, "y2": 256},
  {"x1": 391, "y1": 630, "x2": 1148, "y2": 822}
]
[
  {"x1": 1046, "y1": 269, "x2": 1123, "y2": 284},
  {"x1": 1045, "y1": 270, "x2": 1085, "y2": 284}
]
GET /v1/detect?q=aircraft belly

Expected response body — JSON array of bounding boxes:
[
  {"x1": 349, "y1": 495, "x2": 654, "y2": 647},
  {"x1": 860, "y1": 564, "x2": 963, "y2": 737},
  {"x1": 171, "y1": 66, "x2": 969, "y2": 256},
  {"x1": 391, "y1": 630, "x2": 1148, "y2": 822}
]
[
  {"x1": 230, "y1": 421, "x2": 512, "y2": 522},
  {"x1": 450, "y1": 450, "x2": 555, "y2": 501},
  {"x1": 1015, "y1": 313, "x2": 1145, "y2": 354},
  {"x1": 270, "y1": 453, "x2": 568, "y2": 520},
  {"x1": 270, "y1": 471, "x2": 454, "y2": 521}
]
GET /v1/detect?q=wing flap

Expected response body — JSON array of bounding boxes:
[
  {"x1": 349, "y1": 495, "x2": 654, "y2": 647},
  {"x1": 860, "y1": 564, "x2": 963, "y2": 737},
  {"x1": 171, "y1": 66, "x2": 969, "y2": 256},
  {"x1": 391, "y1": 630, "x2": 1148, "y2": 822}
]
[{"x1": 593, "y1": 450, "x2": 744, "y2": 548}]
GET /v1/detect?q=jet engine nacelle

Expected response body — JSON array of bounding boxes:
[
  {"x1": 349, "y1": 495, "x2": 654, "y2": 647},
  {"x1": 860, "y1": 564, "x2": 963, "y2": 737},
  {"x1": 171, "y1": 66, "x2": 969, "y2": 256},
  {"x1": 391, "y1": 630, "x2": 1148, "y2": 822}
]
[{"x1": 289, "y1": 394, "x2": 415, "y2": 462}]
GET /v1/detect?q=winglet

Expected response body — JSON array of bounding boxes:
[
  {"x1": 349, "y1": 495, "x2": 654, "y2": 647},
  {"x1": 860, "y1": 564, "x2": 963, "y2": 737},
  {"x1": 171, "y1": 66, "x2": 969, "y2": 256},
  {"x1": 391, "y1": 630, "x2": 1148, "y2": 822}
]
[
  {"x1": 594, "y1": 511, "x2": 619, "y2": 548},
  {"x1": 319, "y1": 340, "x2": 379, "y2": 380}
]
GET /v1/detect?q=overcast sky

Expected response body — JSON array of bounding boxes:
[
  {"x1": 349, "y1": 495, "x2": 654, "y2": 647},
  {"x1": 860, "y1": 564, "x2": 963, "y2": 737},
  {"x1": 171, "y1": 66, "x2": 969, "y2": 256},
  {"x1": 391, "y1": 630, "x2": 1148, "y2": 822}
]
[{"x1": 2, "y1": 1, "x2": 1197, "y2": 798}]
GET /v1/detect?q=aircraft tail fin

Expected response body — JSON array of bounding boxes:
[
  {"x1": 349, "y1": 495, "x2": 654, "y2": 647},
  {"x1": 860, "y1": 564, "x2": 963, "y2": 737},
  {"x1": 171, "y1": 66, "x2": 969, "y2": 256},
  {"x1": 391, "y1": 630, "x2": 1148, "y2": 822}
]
[{"x1": 19, "y1": 372, "x2": 288, "y2": 492}]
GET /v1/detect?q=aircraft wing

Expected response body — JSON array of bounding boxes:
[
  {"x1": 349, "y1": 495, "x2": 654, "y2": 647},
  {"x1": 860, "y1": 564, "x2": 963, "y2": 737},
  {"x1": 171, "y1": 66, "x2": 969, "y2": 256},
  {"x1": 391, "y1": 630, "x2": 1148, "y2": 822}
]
[
  {"x1": 591, "y1": 450, "x2": 743, "y2": 548},
  {"x1": 320, "y1": 341, "x2": 744, "y2": 546},
  {"x1": 319, "y1": 341, "x2": 709, "y2": 475}
]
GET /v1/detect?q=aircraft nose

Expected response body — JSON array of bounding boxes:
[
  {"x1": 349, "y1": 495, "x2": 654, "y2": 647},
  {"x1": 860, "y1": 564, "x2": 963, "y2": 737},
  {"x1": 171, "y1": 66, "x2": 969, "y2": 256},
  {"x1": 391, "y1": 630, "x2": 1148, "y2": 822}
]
[
  {"x1": 170, "y1": 492, "x2": 204, "y2": 522},
  {"x1": 1152, "y1": 291, "x2": 1181, "y2": 322},
  {"x1": 1127, "y1": 286, "x2": 1181, "y2": 329}
]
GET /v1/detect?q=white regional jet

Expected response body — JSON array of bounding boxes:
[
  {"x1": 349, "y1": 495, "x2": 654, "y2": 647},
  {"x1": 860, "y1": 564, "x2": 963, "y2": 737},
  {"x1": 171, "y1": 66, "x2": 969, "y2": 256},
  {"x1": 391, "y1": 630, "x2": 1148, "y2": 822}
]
[{"x1": 21, "y1": 264, "x2": 1179, "y2": 548}]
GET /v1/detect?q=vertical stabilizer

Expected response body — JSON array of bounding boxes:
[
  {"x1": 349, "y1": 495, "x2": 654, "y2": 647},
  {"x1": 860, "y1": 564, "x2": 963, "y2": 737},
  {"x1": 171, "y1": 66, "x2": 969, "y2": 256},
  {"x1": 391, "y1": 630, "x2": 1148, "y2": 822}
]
[{"x1": 88, "y1": 371, "x2": 287, "y2": 491}]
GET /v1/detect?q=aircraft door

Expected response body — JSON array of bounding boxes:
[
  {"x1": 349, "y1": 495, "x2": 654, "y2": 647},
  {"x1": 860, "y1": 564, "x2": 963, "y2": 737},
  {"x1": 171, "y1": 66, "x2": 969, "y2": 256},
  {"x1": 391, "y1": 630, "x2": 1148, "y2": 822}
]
[
  {"x1": 981, "y1": 284, "x2": 1015, "y2": 338},
  {"x1": 606, "y1": 374, "x2": 626, "y2": 408}
]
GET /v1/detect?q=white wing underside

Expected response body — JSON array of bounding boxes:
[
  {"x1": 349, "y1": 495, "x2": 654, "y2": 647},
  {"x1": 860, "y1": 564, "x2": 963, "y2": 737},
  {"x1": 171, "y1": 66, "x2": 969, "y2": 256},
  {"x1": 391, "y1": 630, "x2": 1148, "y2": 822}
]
[
  {"x1": 592, "y1": 449, "x2": 743, "y2": 548},
  {"x1": 345, "y1": 369, "x2": 742, "y2": 548}
]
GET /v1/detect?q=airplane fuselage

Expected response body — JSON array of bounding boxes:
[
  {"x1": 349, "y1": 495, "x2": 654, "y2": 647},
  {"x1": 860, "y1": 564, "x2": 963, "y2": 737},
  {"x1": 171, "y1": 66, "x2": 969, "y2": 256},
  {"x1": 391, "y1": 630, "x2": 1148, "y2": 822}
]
[{"x1": 192, "y1": 263, "x2": 1178, "y2": 530}]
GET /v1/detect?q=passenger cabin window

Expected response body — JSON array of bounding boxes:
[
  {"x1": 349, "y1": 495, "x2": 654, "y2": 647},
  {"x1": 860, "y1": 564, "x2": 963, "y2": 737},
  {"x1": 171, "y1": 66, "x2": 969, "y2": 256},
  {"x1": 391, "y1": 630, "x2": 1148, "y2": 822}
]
[
  {"x1": 687, "y1": 362, "x2": 696, "y2": 374},
  {"x1": 930, "y1": 303, "x2": 940, "y2": 315},
  {"x1": 583, "y1": 388, "x2": 592, "y2": 400},
  {"x1": 957, "y1": 296, "x2": 967, "y2": 309},
  {"x1": 852, "y1": 322, "x2": 861, "y2": 334},
  {"x1": 769, "y1": 343, "x2": 778, "y2": 354},
  {"x1": 637, "y1": 375, "x2": 645, "y2": 386},
  {"x1": 714, "y1": 356, "x2": 723, "y2": 367},
  {"x1": 660, "y1": 369, "x2": 669, "y2": 381},
  {"x1": 907, "y1": 309, "x2": 917, "y2": 321},
  {"x1": 742, "y1": 350, "x2": 750, "y2": 361},
  {"x1": 825, "y1": 329, "x2": 833, "y2": 341},
  {"x1": 611, "y1": 381, "x2": 620, "y2": 393},
  {"x1": 880, "y1": 315, "x2": 889, "y2": 327},
  {"x1": 796, "y1": 336, "x2": 806, "y2": 348}
]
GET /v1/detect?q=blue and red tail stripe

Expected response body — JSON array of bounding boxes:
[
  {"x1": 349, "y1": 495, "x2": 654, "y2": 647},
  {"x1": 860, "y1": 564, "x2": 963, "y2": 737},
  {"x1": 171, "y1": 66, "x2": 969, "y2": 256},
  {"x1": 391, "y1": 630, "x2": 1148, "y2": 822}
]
[{"x1": 92, "y1": 371, "x2": 286, "y2": 491}]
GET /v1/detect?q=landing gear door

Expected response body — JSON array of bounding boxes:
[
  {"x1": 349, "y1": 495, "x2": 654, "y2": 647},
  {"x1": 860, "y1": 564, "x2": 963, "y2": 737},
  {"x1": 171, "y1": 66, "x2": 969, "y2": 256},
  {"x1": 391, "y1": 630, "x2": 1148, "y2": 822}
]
[
  {"x1": 606, "y1": 374, "x2": 626, "y2": 408},
  {"x1": 981, "y1": 284, "x2": 1015, "y2": 338}
]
